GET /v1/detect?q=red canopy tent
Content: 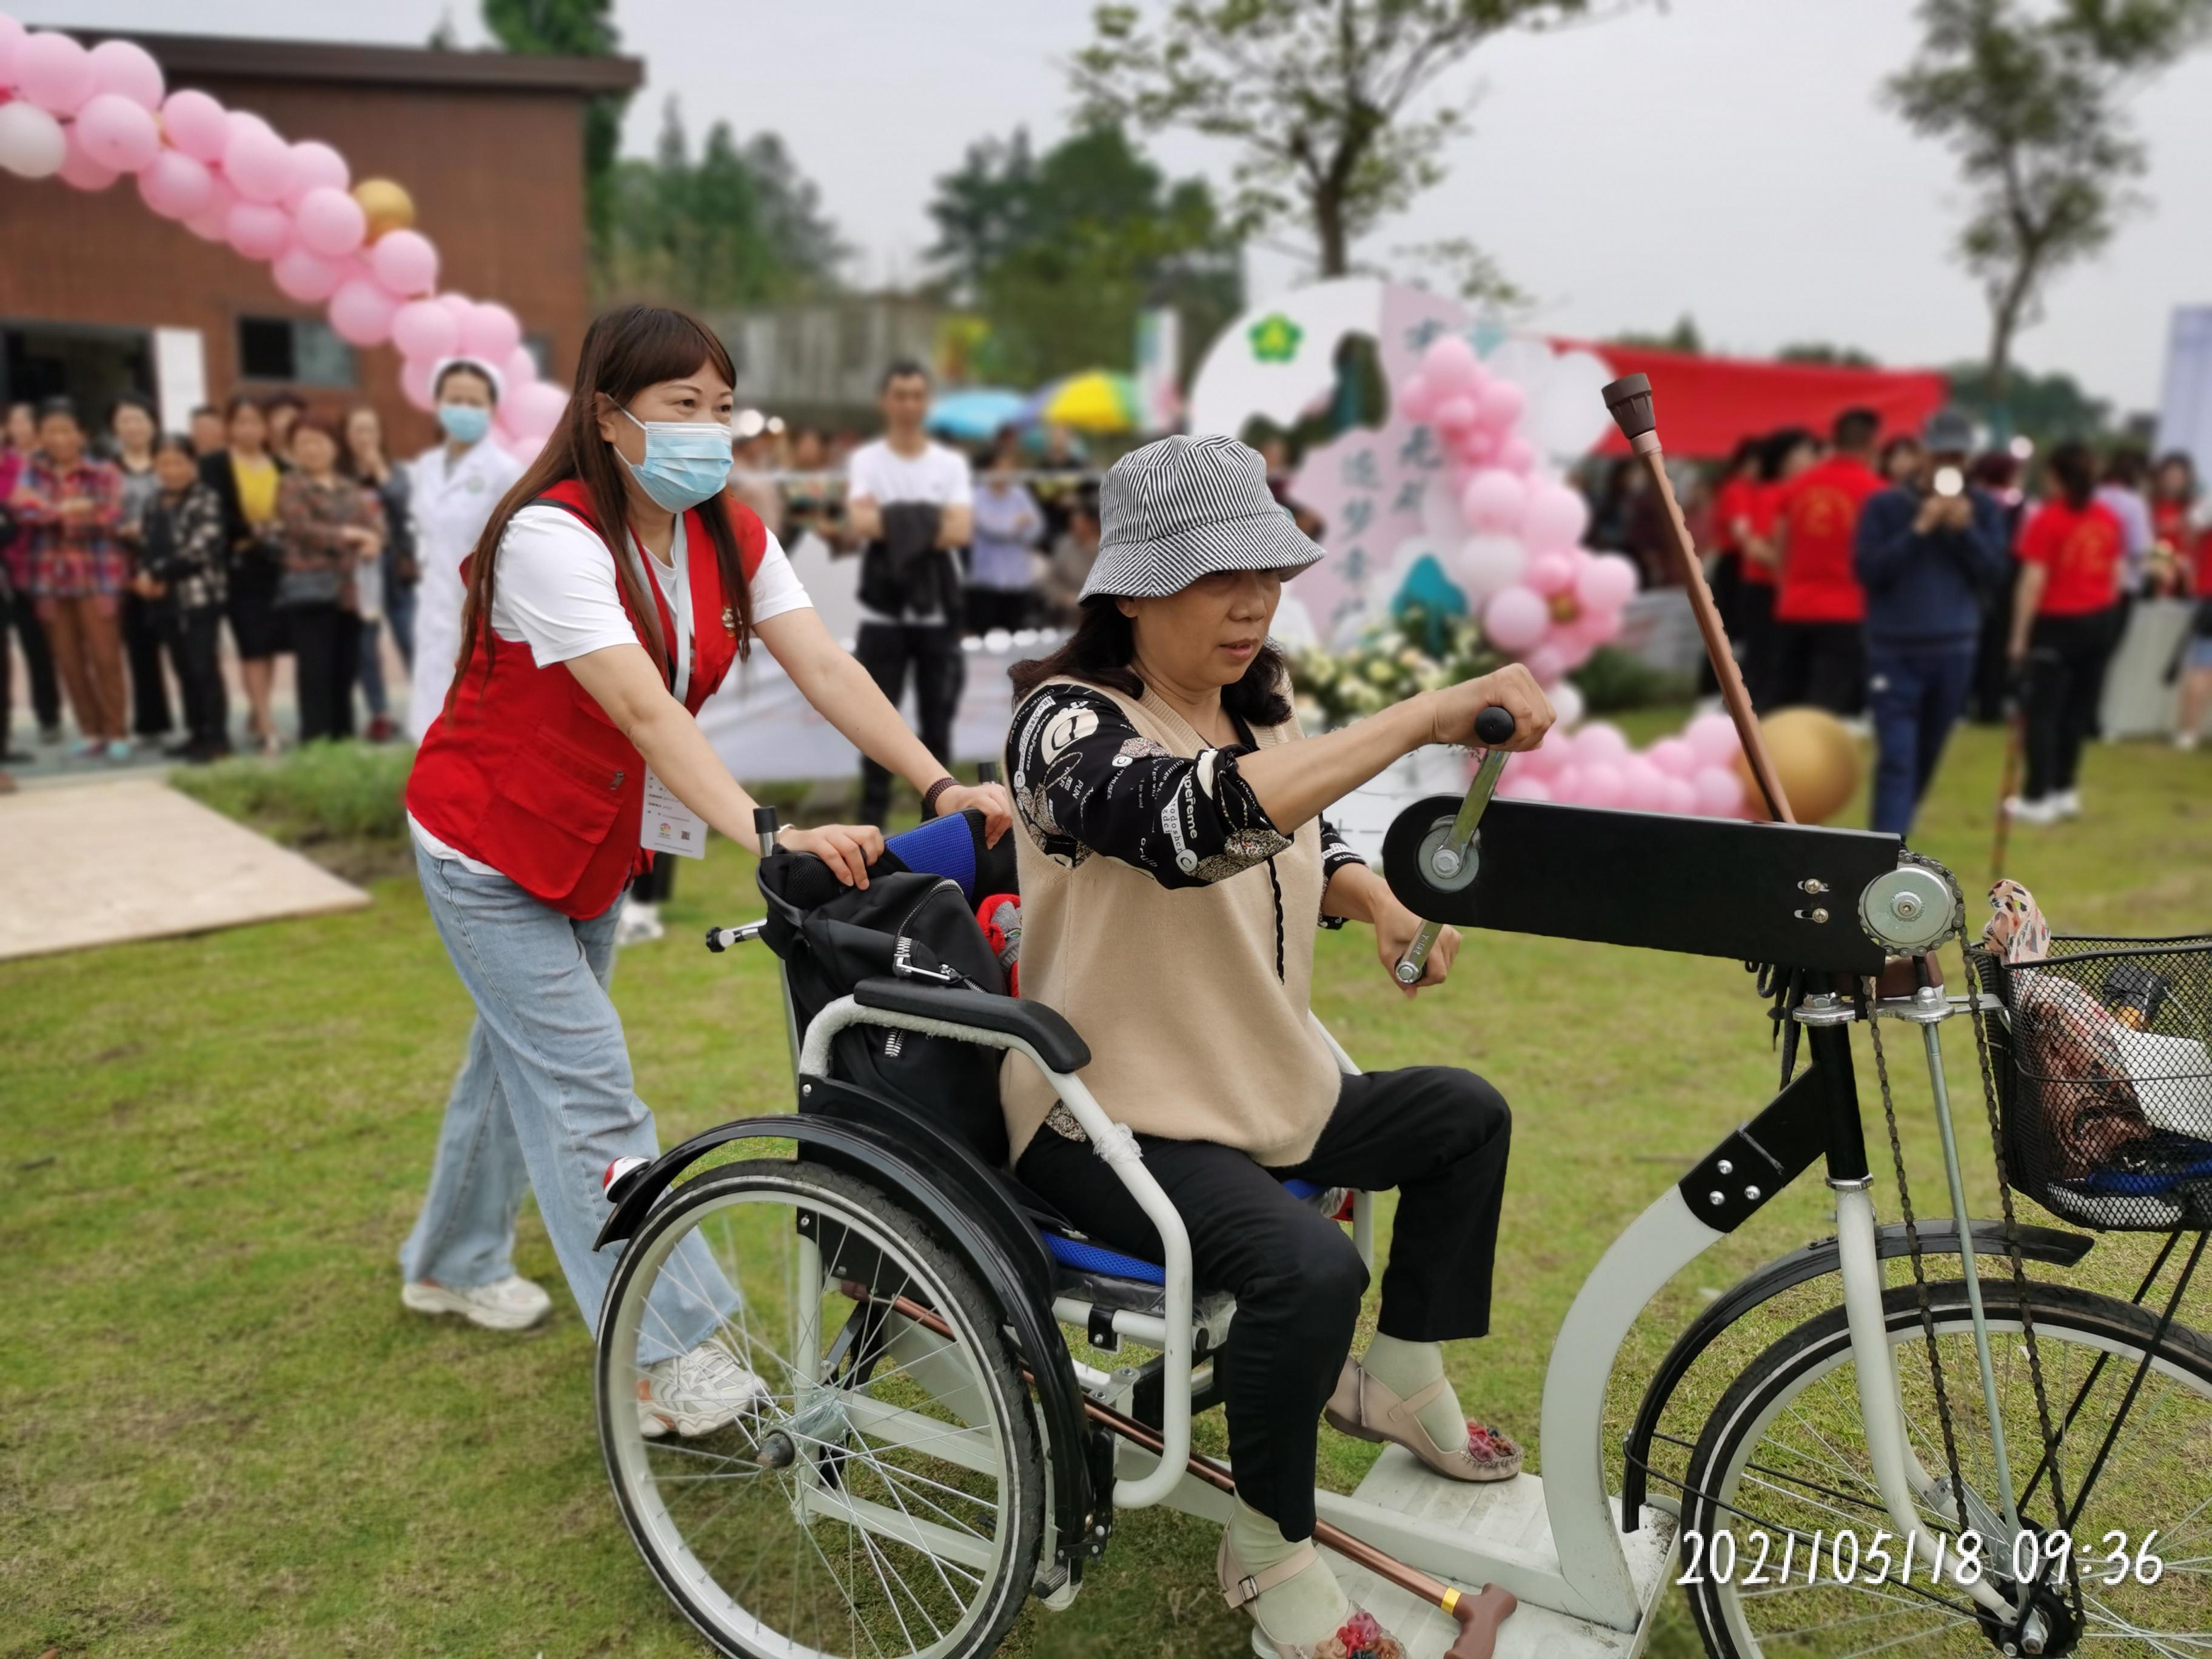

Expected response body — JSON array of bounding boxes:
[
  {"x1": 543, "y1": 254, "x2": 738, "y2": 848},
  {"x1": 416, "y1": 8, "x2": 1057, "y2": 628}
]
[{"x1": 1558, "y1": 340, "x2": 1951, "y2": 460}]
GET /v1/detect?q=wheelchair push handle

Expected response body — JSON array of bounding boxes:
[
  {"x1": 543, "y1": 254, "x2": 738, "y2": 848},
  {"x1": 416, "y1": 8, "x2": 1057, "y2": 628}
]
[{"x1": 1392, "y1": 705, "x2": 1516, "y2": 987}]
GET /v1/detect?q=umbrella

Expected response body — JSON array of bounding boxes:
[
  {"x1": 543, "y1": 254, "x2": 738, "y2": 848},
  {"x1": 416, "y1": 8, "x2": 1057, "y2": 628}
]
[
  {"x1": 925, "y1": 388, "x2": 1028, "y2": 443},
  {"x1": 1037, "y1": 370, "x2": 1139, "y2": 434}
]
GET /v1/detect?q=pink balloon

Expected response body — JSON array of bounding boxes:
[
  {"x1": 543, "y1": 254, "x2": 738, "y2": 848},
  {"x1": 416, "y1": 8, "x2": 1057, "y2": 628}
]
[
  {"x1": 1433, "y1": 395, "x2": 1478, "y2": 434},
  {"x1": 1658, "y1": 777, "x2": 1698, "y2": 816},
  {"x1": 1619, "y1": 756, "x2": 1667, "y2": 813},
  {"x1": 223, "y1": 119, "x2": 292, "y2": 205},
  {"x1": 1460, "y1": 469, "x2": 1527, "y2": 534},
  {"x1": 1570, "y1": 607, "x2": 1623, "y2": 651},
  {"x1": 1692, "y1": 765, "x2": 1746, "y2": 819},
  {"x1": 1577, "y1": 552, "x2": 1639, "y2": 614},
  {"x1": 1574, "y1": 722, "x2": 1631, "y2": 768},
  {"x1": 1522, "y1": 643, "x2": 1569, "y2": 685},
  {"x1": 1646, "y1": 736, "x2": 1698, "y2": 780},
  {"x1": 370, "y1": 229, "x2": 439, "y2": 298},
  {"x1": 1496, "y1": 436, "x2": 1537, "y2": 474},
  {"x1": 436, "y1": 291, "x2": 476, "y2": 327},
  {"x1": 1578, "y1": 762, "x2": 1626, "y2": 810},
  {"x1": 1483, "y1": 585, "x2": 1550, "y2": 654},
  {"x1": 1684, "y1": 710, "x2": 1743, "y2": 767},
  {"x1": 224, "y1": 200, "x2": 293, "y2": 260},
  {"x1": 508, "y1": 380, "x2": 568, "y2": 440},
  {"x1": 1455, "y1": 532, "x2": 1526, "y2": 599},
  {"x1": 328, "y1": 277, "x2": 401, "y2": 347},
  {"x1": 73, "y1": 93, "x2": 161, "y2": 173},
  {"x1": 502, "y1": 345, "x2": 540, "y2": 389},
  {"x1": 498, "y1": 429, "x2": 544, "y2": 466},
  {"x1": 1524, "y1": 549, "x2": 1577, "y2": 597},
  {"x1": 15, "y1": 32, "x2": 95, "y2": 116},
  {"x1": 459, "y1": 302, "x2": 523, "y2": 366},
  {"x1": 1512, "y1": 735, "x2": 1563, "y2": 779},
  {"x1": 1548, "y1": 763, "x2": 1584, "y2": 804},
  {"x1": 136, "y1": 149, "x2": 215, "y2": 220},
  {"x1": 159, "y1": 90, "x2": 229, "y2": 164},
  {"x1": 1456, "y1": 427, "x2": 1498, "y2": 464},
  {"x1": 281, "y1": 140, "x2": 349, "y2": 212},
  {"x1": 399, "y1": 354, "x2": 438, "y2": 413},
  {"x1": 1397, "y1": 375, "x2": 1437, "y2": 423},
  {"x1": 1523, "y1": 479, "x2": 1589, "y2": 549},
  {"x1": 184, "y1": 176, "x2": 238, "y2": 242},
  {"x1": 390, "y1": 299, "x2": 460, "y2": 363},
  {"x1": 1496, "y1": 772, "x2": 1552, "y2": 803},
  {"x1": 0, "y1": 16, "x2": 22, "y2": 89},
  {"x1": 87, "y1": 39, "x2": 164, "y2": 110},
  {"x1": 56, "y1": 130, "x2": 119, "y2": 191},
  {"x1": 272, "y1": 246, "x2": 351, "y2": 303},
  {"x1": 1476, "y1": 380, "x2": 1526, "y2": 429},
  {"x1": 293, "y1": 186, "x2": 366, "y2": 258},
  {"x1": 1423, "y1": 335, "x2": 1481, "y2": 393}
]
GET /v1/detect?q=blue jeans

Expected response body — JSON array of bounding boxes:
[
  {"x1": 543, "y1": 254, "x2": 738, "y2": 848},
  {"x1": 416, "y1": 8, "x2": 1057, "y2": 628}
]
[
  {"x1": 1866, "y1": 640, "x2": 1977, "y2": 837},
  {"x1": 384, "y1": 580, "x2": 417, "y2": 672},
  {"x1": 401, "y1": 844, "x2": 734, "y2": 1361}
]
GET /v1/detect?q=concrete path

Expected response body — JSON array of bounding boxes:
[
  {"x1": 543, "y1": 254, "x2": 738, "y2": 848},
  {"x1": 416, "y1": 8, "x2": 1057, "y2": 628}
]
[{"x1": 0, "y1": 775, "x2": 367, "y2": 961}]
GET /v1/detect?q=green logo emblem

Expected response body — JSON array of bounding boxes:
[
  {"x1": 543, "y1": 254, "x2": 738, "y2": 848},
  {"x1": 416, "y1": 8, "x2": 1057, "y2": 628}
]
[{"x1": 1247, "y1": 313, "x2": 1302, "y2": 363}]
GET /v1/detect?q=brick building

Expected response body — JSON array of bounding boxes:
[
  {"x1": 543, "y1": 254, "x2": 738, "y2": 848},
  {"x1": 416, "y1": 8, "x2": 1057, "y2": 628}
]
[{"x1": 0, "y1": 30, "x2": 640, "y2": 449}]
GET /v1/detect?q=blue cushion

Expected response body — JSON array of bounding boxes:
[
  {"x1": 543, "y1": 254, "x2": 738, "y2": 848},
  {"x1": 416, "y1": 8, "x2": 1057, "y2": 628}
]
[
  {"x1": 883, "y1": 814, "x2": 979, "y2": 900},
  {"x1": 1041, "y1": 1230, "x2": 1166, "y2": 1286},
  {"x1": 1279, "y1": 1178, "x2": 1324, "y2": 1201}
]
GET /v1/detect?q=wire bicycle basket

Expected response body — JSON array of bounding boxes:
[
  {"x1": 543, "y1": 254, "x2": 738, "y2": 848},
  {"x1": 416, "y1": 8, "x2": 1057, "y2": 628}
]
[{"x1": 1974, "y1": 933, "x2": 2212, "y2": 1231}]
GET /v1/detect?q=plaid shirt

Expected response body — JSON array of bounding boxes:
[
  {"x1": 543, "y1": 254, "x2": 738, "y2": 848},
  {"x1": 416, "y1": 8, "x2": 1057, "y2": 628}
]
[{"x1": 10, "y1": 453, "x2": 126, "y2": 600}]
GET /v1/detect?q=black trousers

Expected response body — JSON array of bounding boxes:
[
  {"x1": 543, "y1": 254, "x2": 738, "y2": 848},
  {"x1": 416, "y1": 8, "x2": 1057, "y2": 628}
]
[
  {"x1": 854, "y1": 620, "x2": 964, "y2": 825},
  {"x1": 165, "y1": 605, "x2": 229, "y2": 751},
  {"x1": 2023, "y1": 606, "x2": 2121, "y2": 800},
  {"x1": 1016, "y1": 1065, "x2": 1512, "y2": 1537},
  {"x1": 289, "y1": 603, "x2": 360, "y2": 742},
  {"x1": 121, "y1": 588, "x2": 174, "y2": 738},
  {"x1": 1765, "y1": 620, "x2": 1865, "y2": 715},
  {"x1": 8, "y1": 587, "x2": 61, "y2": 734},
  {"x1": 1735, "y1": 583, "x2": 1777, "y2": 710},
  {"x1": 962, "y1": 586, "x2": 1033, "y2": 635}
]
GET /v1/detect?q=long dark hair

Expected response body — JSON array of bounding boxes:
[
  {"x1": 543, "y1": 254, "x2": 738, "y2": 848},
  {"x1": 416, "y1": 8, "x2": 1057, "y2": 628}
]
[
  {"x1": 449, "y1": 304, "x2": 754, "y2": 712},
  {"x1": 2046, "y1": 440, "x2": 2097, "y2": 512},
  {"x1": 1010, "y1": 598, "x2": 1293, "y2": 726}
]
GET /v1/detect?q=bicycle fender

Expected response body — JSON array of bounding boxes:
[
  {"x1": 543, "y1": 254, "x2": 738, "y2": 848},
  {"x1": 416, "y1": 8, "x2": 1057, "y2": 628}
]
[
  {"x1": 1618, "y1": 1216, "x2": 2094, "y2": 1529},
  {"x1": 592, "y1": 1111, "x2": 1101, "y2": 1587}
]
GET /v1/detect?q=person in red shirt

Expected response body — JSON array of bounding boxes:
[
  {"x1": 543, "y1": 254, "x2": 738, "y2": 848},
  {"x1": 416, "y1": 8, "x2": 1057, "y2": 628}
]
[
  {"x1": 1769, "y1": 407, "x2": 1885, "y2": 714},
  {"x1": 1741, "y1": 426, "x2": 1816, "y2": 710},
  {"x1": 2006, "y1": 440, "x2": 2127, "y2": 820},
  {"x1": 1702, "y1": 436, "x2": 1765, "y2": 697},
  {"x1": 2151, "y1": 451, "x2": 2212, "y2": 749}
]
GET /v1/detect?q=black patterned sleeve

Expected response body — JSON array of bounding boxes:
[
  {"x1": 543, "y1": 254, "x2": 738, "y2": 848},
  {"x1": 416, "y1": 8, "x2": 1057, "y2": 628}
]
[
  {"x1": 1314, "y1": 816, "x2": 1365, "y2": 928},
  {"x1": 1008, "y1": 685, "x2": 1292, "y2": 887}
]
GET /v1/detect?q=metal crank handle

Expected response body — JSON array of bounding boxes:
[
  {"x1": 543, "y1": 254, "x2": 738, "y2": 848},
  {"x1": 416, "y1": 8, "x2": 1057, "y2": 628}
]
[{"x1": 1393, "y1": 705, "x2": 1517, "y2": 987}]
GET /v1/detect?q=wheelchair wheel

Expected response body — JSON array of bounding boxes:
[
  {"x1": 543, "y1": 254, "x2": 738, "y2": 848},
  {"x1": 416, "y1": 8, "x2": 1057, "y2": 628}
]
[
  {"x1": 598, "y1": 1158, "x2": 1044, "y2": 1659},
  {"x1": 1681, "y1": 1278, "x2": 2212, "y2": 1658}
]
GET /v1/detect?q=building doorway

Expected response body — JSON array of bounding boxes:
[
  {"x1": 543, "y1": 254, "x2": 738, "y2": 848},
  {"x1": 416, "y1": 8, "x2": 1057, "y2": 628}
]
[{"x1": 2, "y1": 321, "x2": 154, "y2": 423}]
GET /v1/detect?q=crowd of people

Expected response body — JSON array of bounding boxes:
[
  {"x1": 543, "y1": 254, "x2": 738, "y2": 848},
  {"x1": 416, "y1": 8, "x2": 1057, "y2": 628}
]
[{"x1": 1686, "y1": 407, "x2": 2212, "y2": 836}]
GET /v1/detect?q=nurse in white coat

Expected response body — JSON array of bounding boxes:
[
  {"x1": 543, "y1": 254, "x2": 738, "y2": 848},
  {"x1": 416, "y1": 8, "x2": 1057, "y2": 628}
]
[{"x1": 407, "y1": 360, "x2": 527, "y2": 740}]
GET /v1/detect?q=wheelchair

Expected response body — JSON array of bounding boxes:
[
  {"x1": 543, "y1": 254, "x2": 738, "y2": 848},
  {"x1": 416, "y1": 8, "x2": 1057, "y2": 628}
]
[{"x1": 587, "y1": 800, "x2": 1404, "y2": 1659}]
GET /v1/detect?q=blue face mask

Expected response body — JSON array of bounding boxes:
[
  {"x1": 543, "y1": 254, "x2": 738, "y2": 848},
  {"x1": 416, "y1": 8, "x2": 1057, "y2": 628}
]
[
  {"x1": 437, "y1": 403, "x2": 491, "y2": 445},
  {"x1": 621, "y1": 407, "x2": 732, "y2": 512}
]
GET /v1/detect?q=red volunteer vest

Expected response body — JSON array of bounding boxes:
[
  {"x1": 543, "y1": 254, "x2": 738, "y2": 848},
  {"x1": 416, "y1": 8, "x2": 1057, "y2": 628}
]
[{"x1": 407, "y1": 478, "x2": 765, "y2": 919}]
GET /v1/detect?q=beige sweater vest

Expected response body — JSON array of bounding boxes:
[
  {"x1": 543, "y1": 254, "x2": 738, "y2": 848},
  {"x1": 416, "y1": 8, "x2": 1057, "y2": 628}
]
[{"x1": 1000, "y1": 679, "x2": 1342, "y2": 1167}]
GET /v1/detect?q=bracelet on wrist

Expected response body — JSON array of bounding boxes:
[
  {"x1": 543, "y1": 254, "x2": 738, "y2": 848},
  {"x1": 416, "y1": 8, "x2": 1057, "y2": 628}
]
[{"x1": 922, "y1": 775, "x2": 959, "y2": 819}]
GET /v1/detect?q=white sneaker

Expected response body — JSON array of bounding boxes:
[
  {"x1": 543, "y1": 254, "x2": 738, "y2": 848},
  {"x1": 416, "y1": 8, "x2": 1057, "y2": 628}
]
[
  {"x1": 2006, "y1": 795, "x2": 2060, "y2": 826},
  {"x1": 402, "y1": 1274, "x2": 553, "y2": 1332},
  {"x1": 614, "y1": 900, "x2": 665, "y2": 947},
  {"x1": 2176, "y1": 730, "x2": 2200, "y2": 752},
  {"x1": 638, "y1": 1338, "x2": 772, "y2": 1438},
  {"x1": 2053, "y1": 788, "x2": 2082, "y2": 819}
]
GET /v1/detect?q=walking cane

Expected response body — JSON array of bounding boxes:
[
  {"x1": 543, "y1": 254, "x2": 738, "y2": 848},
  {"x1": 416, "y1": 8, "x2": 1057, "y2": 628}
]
[
  {"x1": 868, "y1": 1289, "x2": 1520, "y2": 1659},
  {"x1": 1600, "y1": 375, "x2": 1797, "y2": 823}
]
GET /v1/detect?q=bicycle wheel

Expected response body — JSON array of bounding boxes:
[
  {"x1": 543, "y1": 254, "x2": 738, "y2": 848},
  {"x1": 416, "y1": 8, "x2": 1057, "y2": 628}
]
[
  {"x1": 598, "y1": 1158, "x2": 1044, "y2": 1659},
  {"x1": 1681, "y1": 1278, "x2": 2212, "y2": 1657}
]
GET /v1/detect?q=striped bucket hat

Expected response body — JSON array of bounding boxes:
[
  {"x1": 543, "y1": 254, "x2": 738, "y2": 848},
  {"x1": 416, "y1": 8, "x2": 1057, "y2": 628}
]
[{"x1": 1079, "y1": 433, "x2": 1326, "y2": 601}]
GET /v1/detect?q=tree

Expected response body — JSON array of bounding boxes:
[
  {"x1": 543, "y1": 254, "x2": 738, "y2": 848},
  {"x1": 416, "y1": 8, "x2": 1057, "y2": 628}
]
[
  {"x1": 925, "y1": 124, "x2": 1243, "y2": 386},
  {"x1": 1608, "y1": 315, "x2": 1704, "y2": 354},
  {"x1": 1945, "y1": 358, "x2": 2113, "y2": 447},
  {"x1": 602, "y1": 101, "x2": 846, "y2": 312},
  {"x1": 1777, "y1": 341, "x2": 1881, "y2": 368},
  {"x1": 1886, "y1": 0, "x2": 2212, "y2": 420},
  {"x1": 1071, "y1": 0, "x2": 1612, "y2": 278},
  {"x1": 481, "y1": 0, "x2": 628, "y2": 262}
]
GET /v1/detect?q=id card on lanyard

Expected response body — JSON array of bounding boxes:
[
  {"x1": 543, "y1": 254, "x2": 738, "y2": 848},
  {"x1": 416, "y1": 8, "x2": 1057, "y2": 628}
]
[{"x1": 639, "y1": 528, "x2": 706, "y2": 857}]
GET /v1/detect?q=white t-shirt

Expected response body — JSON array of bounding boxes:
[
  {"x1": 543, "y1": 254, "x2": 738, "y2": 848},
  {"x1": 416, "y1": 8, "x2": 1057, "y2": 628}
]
[
  {"x1": 409, "y1": 503, "x2": 813, "y2": 872},
  {"x1": 846, "y1": 438, "x2": 973, "y2": 625}
]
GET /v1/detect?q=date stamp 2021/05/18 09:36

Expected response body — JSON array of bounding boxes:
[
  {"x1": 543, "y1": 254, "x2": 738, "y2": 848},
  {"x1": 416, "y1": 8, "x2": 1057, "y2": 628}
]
[{"x1": 1675, "y1": 1527, "x2": 2167, "y2": 1591}]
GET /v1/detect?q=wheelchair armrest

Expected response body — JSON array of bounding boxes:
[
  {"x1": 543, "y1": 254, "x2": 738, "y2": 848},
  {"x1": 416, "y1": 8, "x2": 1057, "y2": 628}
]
[{"x1": 851, "y1": 977, "x2": 1091, "y2": 1073}]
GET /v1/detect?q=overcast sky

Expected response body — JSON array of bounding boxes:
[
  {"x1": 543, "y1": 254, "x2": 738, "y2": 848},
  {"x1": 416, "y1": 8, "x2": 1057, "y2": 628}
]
[{"x1": 25, "y1": 0, "x2": 2212, "y2": 414}]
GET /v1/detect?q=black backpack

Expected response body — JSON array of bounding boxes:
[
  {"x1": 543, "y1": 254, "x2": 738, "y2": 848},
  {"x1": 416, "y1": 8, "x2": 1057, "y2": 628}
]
[{"x1": 759, "y1": 845, "x2": 1011, "y2": 1168}]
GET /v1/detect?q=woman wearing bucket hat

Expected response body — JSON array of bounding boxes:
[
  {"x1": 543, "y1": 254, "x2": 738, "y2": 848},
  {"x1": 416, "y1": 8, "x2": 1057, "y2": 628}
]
[{"x1": 1004, "y1": 434, "x2": 1552, "y2": 1657}]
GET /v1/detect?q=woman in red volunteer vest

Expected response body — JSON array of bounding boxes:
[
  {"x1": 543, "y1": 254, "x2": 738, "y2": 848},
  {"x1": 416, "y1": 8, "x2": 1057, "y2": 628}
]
[{"x1": 400, "y1": 305, "x2": 1008, "y2": 1436}]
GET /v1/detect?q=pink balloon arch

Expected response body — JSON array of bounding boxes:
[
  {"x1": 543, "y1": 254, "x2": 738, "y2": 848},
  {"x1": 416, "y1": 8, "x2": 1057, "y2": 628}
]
[{"x1": 0, "y1": 15, "x2": 566, "y2": 462}]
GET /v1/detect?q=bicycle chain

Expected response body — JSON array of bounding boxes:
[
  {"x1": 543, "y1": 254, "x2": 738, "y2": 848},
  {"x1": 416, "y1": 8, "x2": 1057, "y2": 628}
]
[{"x1": 1862, "y1": 976, "x2": 1971, "y2": 1538}]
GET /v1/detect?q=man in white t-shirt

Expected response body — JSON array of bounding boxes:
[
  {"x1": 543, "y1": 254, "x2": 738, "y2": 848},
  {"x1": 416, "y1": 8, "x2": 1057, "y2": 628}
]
[{"x1": 843, "y1": 359, "x2": 973, "y2": 825}]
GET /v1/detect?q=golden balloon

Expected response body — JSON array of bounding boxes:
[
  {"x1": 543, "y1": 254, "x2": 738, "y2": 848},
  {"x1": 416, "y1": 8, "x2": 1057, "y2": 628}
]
[
  {"x1": 1735, "y1": 705, "x2": 1861, "y2": 824},
  {"x1": 352, "y1": 178, "x2": 415, "y2": 241}
]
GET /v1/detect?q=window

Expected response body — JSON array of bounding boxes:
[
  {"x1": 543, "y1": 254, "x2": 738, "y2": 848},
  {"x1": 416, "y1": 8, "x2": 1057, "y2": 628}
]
[{"x1": 235, "y1": 316, "x2": 355, "y2": 387}]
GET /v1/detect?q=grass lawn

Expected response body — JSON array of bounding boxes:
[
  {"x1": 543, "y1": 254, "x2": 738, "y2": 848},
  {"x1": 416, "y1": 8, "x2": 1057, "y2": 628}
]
[{"x1": 5, "y1": 716, "x2": 2209, "y2": 1658}]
